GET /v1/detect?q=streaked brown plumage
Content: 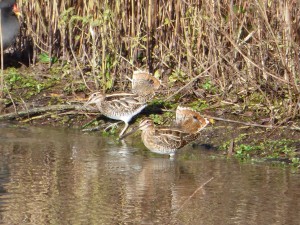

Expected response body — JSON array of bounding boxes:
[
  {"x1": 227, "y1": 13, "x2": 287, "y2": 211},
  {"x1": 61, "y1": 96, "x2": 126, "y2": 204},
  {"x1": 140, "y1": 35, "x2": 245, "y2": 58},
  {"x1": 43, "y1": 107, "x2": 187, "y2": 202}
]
[
  {"x1": 84, "y1": 92, "x2": 147, "y2": 137},
  {"x1": 84, "y1": 70, "x2": 161, "y2": 137},
  {"x1": 122, "y1": 106, "x2": 209, "y2": 157},
  {"x1": 175, "y1": 106, "x2": 208, "y2": 132},
  {"x1": 131, "y1": 71, "x2": 161, "y2": 102}
]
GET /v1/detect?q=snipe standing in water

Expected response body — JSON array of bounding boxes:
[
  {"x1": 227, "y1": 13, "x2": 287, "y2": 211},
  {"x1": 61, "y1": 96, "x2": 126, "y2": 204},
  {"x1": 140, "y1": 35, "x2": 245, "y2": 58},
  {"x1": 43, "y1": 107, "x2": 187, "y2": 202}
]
[
  {"x1": 84, "y1": 71, "x2": 161, "y2": 137},
  {"x1": 120, "y1": 106, "x2": 209, "y2": 157}
]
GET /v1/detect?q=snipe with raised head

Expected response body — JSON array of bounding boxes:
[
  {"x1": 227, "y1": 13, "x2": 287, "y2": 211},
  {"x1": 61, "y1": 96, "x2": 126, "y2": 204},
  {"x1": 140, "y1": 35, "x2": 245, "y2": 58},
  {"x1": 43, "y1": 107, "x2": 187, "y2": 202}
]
[{"x1": 121, "y1": 106, "x2": 209, "y2": 157}]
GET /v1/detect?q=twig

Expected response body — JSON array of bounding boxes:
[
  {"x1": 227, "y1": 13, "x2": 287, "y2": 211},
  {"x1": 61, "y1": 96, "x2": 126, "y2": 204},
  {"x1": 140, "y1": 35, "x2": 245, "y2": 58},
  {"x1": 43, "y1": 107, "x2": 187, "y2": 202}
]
[
  {"x1": 58, "y1": 111, "x2": 97, "y2": 116},
  {"x1": 208, "y1": 115, "x2": 274, "y2": 128},
  {"x1": 21, "y1": 112, "x2": 53, "y2": 123},
  {"x1": 207, "y1": 115, "x2": 300, "y2": 131},
  {"x1": 173, "y1": 177, "x2": 214, "y2": 218},
  {"x1": 82, "y1": 125, "x2": 101, "y2": 132},
  {"x1": 4, "y1": 82, "x2": 18, "y2": 113},
  {"x1": 68, "y1": 21, "x2": 90, "y2": 91}
]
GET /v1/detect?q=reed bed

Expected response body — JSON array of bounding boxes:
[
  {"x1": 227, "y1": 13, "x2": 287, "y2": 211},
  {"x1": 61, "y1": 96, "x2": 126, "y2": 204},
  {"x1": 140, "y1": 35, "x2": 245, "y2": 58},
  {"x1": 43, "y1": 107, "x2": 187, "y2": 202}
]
[{"x1": 16, "y1": 0, "x2": 300, "y2": 121}]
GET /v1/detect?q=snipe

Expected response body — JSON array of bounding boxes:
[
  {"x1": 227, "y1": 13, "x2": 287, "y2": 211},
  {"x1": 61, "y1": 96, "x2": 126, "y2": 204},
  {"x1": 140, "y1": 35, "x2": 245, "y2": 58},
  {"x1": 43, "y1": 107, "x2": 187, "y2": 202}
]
[
  {"x1": 84, "y1": 92, "x2": 147, "y2": 137},
  {"x1": 120, "y1": 106, "x2": 209, "y2": 157},
  {"x1": 84, "y1": 71, "x2": 161, "y2": 137},
  {"x1": 131, "y1": 70, "x2": 161, "y2": 102}
]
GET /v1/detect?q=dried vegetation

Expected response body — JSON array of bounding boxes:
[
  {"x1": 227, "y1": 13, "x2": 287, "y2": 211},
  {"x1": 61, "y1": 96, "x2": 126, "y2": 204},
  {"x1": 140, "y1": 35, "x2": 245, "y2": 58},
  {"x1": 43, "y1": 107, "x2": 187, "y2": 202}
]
[{"x1": 6, "y1": 0, "x2": 300, "y2": 123}]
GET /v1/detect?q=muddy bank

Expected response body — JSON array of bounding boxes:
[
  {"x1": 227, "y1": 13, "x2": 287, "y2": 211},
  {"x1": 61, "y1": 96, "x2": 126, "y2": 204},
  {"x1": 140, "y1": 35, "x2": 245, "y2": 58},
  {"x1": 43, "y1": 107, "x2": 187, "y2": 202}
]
[{"x1": 0, "y1": 65, "x2": 300, "y2": 167}]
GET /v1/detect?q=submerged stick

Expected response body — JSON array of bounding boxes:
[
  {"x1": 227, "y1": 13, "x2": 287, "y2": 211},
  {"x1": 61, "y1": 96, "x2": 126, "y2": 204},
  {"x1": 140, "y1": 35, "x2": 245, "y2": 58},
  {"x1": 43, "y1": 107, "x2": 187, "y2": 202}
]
[{"x1": 173, "y1": 177, "x2": 214, "y2": 218}]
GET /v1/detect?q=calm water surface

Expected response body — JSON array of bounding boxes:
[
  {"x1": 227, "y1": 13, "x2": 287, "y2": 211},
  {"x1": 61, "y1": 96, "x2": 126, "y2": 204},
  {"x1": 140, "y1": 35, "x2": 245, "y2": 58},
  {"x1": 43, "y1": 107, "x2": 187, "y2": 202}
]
[{"x1": 0, "y1": 124, "x2": 299, "y2": 225}]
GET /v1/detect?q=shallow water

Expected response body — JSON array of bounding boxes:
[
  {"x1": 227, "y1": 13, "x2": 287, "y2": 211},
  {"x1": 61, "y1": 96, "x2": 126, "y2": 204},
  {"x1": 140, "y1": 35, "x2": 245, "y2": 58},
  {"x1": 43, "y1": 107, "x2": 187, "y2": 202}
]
[{"x1": 0, "y1": 124, "x2": 299, "y2": 225}]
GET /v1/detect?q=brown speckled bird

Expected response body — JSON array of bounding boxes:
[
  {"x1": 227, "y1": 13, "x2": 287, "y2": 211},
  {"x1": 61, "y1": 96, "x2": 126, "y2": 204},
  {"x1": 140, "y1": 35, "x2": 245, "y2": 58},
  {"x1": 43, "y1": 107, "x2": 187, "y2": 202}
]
[
  {"x1": 121, "y1": 106, "x2": 209, "y2": 157},
  {"x1": 84, "y1": 71, "x2": 161, "y2": 137}
]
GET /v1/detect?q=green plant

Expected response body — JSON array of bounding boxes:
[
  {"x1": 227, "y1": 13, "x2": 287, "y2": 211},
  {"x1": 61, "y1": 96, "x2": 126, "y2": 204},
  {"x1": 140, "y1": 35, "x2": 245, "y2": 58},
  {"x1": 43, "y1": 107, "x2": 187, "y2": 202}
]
[
  {"x1": 235, "y1": 144, "x2": 260, "y2": 159},
  {"x1": 190, "y1": 100, "x2": 209, "y2": 111},
  {"x1": 202, "y1": 80, "x2": 212, "y2": 90},
  {"x1": 4, "y1": 69, "x2": 59, "y2": 100},
  {"x1": 38, "y1": 53, "x2": 58, "y2": 64},
  {"x1": 291, "y1": 158, "x2": 300, "y2": 167},
  {"x1": 220, "y1": 137, "x2": 298, "y2": 164},
  {"x1": 168, "y1": 69, "x2": 187, "y2": 83},
  {"x1": 149, "y1": 114, "x2": 164, "y2": 125}
]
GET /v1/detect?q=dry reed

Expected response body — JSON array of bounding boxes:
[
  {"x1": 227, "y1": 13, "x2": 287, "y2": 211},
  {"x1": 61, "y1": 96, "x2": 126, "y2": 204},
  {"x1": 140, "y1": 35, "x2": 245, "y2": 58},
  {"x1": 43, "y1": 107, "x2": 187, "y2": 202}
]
[{"x1": 13, "y1": 0, "x2": 300, "y2": 121}]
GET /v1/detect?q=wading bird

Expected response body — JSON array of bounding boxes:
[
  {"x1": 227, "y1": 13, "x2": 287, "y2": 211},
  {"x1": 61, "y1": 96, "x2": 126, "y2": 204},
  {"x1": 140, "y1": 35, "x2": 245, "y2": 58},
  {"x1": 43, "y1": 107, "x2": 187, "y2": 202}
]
[{"x1": 120, "y1": 106, "x2": 209, "y2": 157}]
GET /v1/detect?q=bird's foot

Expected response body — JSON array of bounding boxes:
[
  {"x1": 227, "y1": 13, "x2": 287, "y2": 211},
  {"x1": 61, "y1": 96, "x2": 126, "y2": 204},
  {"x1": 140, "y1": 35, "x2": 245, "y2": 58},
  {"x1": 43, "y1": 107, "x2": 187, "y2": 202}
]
[{"x1": 104, "y1": 121, "x2": 122, "y2": 133}]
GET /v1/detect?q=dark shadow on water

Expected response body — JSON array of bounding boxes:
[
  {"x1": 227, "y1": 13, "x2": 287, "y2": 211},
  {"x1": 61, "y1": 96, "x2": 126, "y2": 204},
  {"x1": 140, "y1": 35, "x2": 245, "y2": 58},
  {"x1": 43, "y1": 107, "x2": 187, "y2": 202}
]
[{"x1": 192, "y1": 143, "x2": 218, "y2": 151}]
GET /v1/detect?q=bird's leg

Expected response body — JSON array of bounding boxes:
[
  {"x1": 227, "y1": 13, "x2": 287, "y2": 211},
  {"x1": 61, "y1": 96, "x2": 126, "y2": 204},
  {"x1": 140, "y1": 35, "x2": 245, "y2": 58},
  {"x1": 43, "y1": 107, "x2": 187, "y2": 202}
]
[
  {"x1": 119, "y1": 122, "x2": 129, "y2": 137},
  {"x1": 169, "y1": 153, "x2": 176, "y2": 160},
  {"x1": 104, "y1": 121, "x2": 122, "y2": 132}
]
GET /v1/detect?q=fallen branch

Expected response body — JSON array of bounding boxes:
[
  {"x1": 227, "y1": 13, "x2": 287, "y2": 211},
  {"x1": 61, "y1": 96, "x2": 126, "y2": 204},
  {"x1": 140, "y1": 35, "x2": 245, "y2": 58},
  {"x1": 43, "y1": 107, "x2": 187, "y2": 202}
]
[
  {"x1": 207, "y1": 115, "x2": 274, "y2": 128},
  {"x1": 0, "y1": 104, "x2": 83, "y2": 120},
  {"x1": 21, "y1": 112, "x2": 54, "y2": 123},
  {"x1": 207, "y1": 115, "x2": 300, "y2": 131}
]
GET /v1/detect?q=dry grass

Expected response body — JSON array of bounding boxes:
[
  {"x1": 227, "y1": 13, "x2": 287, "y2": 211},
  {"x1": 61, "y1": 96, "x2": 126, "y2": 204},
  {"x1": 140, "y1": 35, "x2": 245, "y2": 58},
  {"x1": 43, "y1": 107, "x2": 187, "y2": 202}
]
[{"x1": 15, "y1": 0, "x2": 300, "y2": 121}]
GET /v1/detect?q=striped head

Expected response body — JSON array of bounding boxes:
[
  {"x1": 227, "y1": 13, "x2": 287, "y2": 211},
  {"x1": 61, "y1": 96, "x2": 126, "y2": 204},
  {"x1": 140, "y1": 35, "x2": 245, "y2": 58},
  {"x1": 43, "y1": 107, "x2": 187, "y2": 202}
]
[
  {"x1": 176, "y1": 106, "x2": 209, "y2": 133},
  {"x1": 138, "y1": 118, "x2": 154, "y2": 131},
  {"x1": 84, "y1": 92, "x2": 106, "y2": 107},
  {"x1": 118, "y1": 118, "x2": 153, "y2": 140}
]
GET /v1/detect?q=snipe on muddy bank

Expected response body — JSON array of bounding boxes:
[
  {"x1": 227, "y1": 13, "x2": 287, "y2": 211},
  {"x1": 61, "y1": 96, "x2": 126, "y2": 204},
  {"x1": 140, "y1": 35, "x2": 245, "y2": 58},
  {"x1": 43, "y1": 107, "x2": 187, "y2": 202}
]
[
  {"x1": 84, "y1": 92, "x2": 147, "y2": 137},
  {"x1": 84, "y1": 71, "x2": 161, "y2": 137}
]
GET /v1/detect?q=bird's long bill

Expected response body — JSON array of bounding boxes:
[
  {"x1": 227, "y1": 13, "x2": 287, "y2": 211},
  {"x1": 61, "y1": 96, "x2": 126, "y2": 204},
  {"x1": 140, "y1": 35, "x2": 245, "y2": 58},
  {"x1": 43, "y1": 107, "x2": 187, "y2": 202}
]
[
  {"x1": 119, "y1": 122, "x2": 148, "y2": 140},
  {"x1": 118, "y1": 125, "x2": 140, "y2": 140},
  {"x1": 83, "y1": 101, "x2": 90, "y2": 108},
  {"x1": 82, "y1": 95, "x2": 96, "y2": 108},
  {"x1": 82, "y1": 98, "x2": 96, "y2": 110}
]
